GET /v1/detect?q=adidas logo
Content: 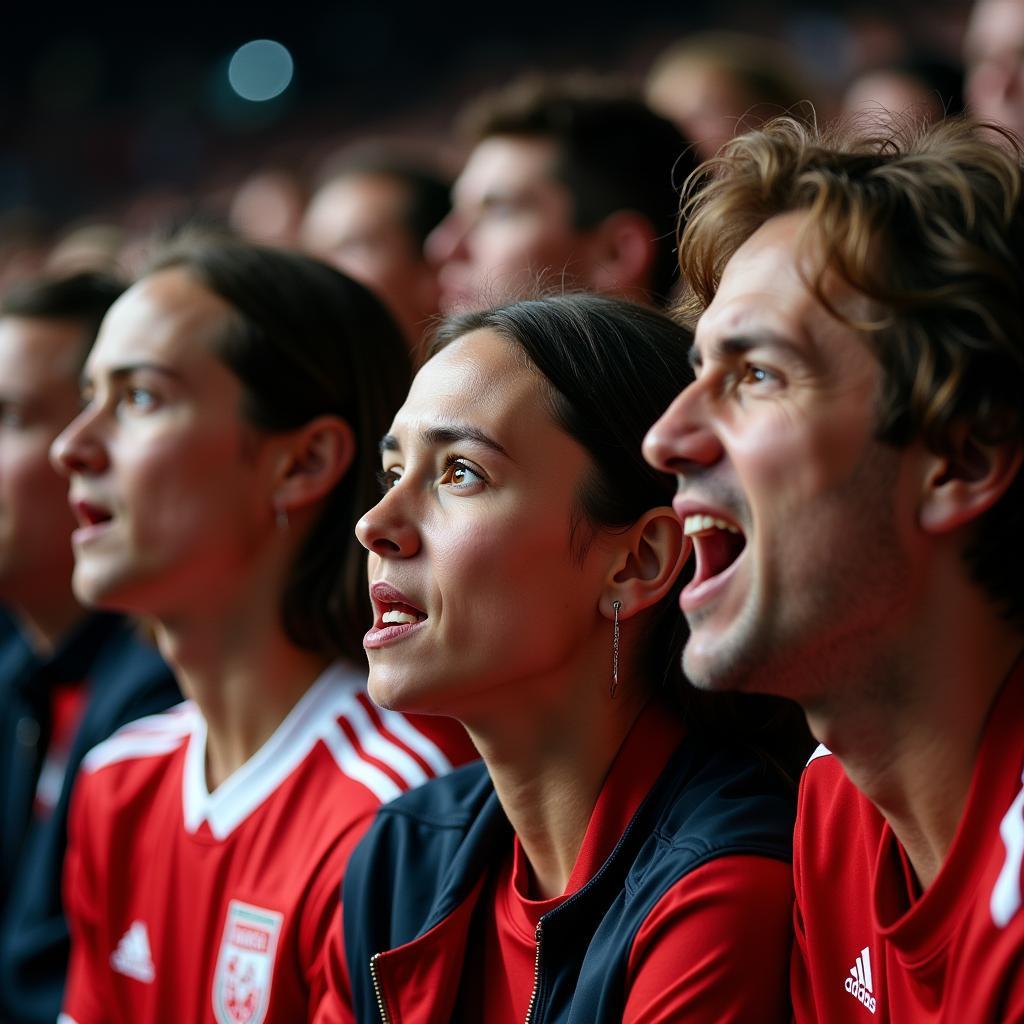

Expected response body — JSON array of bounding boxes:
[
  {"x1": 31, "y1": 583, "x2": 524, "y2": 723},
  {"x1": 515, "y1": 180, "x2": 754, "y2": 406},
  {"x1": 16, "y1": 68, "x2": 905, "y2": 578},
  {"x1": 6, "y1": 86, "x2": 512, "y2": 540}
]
[
  {"x1": 843, "y1": 945, "x2": 877, "y2": 1014},
  {"x1": 110, "y1": 920, "x2": 155, "y2": 983}
]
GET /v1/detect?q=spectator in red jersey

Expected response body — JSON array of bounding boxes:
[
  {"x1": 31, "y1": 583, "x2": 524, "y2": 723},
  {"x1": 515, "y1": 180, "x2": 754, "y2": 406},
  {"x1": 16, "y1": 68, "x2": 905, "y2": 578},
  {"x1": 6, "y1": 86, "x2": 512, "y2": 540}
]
[
  {"x1": 321, "y1": 294, "x2": 808, "y2": 1023},
  {"x1": 0, "y1": 272, "x2": 178, "y2": 1024},
  {"x1": 300, "y1": 151, "x2": 450, "y2": 353},
  {"x1": 426, "y1": 75, "x2": 694, "y2": 313},
  {"x1": 50, "y1": 235, "x2": 476, "y2": 1024},
  {"x1": 644, "y1": 116, "x2": 1024, "y2": 1021}
]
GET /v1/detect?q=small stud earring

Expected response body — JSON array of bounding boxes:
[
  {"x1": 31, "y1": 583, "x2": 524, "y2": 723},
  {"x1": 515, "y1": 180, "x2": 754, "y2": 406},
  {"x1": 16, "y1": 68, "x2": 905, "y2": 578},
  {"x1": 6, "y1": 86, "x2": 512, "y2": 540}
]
[{"x1": 610, "y1": 600, "x2": 621, "y2": 699}]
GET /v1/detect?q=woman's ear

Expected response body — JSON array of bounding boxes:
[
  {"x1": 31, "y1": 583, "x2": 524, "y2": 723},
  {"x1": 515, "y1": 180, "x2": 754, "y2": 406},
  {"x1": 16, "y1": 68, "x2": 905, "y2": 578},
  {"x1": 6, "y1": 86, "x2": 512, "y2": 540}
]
[
  {"x1": 272, "y1": 415, "x2": 355, "y2": 515},
  {"x1": 601, "y1": 506, "x2": 691, "y2": 619},
  {"x1": 919, "y1": 425, "x2": 1023, "y2": 535}
]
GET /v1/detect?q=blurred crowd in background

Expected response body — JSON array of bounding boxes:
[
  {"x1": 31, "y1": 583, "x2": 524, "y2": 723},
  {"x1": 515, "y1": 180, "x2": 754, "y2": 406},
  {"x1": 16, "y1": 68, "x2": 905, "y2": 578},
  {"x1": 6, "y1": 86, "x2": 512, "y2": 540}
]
[{"x1": 0, "y1": 0, "x2": 1019, "y2": 308}]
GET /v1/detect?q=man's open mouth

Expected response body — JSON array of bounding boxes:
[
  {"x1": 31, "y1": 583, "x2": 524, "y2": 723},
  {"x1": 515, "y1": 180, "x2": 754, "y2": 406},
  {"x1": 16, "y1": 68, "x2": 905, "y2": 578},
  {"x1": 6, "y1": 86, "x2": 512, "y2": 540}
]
[{"x1": 683, "y1": 513, "x2": 747, "y2": 587}]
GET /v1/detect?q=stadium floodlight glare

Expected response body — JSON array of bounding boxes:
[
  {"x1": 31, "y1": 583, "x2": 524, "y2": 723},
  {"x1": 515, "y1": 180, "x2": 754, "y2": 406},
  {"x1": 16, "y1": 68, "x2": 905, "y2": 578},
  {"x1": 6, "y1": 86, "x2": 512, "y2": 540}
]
[{"x1": 227, "y1": 40, "x2": 294, "y2": 102}]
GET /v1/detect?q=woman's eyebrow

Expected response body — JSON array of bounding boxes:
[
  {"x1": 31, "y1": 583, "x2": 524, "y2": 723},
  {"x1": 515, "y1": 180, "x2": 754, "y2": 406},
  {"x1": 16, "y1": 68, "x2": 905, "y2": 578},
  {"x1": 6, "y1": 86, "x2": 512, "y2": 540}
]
[{"x1": 378, "y1": 424, "x2": 513, "y2": 461}]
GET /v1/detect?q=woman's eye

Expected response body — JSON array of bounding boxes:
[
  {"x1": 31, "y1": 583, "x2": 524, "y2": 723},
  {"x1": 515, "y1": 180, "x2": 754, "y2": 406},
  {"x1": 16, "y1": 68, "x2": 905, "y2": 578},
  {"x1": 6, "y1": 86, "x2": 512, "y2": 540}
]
[
  {"x1": 377, "y1": 468, "x2": 402, "y2": 493},
  {"x1": 440, "y1": 459, "x2": 484, "y2": 491}
]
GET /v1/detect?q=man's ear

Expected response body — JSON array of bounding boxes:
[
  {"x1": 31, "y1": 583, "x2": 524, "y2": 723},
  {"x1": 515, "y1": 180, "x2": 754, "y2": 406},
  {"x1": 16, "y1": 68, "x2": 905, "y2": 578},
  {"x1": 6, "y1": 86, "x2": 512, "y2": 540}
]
[
  {"x1": 919, "y1": 424, "x2": 1023, "y2": 534},
  {"x1": 583, "y1": 211, "x2": 657, "y2": 298},
  {"x1": 600, "y1": 507, "x2": 690, "y2": 620},
  {"x1": 272, "y1": 415, "x2": 355, "y2": 515}
]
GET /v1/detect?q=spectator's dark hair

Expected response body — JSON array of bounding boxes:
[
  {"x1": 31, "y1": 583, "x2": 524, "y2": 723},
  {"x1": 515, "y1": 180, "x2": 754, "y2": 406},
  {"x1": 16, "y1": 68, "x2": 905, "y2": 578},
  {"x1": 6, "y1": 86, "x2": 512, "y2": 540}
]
[
  {"x1": 459, "y1": 75, "x2": 696, "y2": 304},
  {"x1": 149, "y1": 235, "x2": 411, "y2": 661},
  {"x1": 680, "y1": 115, "x2": 1024, "y2": 630},
  {"x1": 0, "y1": 270, "x2": 125, "y2": 365},
  {"x1": 316, "y1": 149, "x2": 451, "y2": 248}
]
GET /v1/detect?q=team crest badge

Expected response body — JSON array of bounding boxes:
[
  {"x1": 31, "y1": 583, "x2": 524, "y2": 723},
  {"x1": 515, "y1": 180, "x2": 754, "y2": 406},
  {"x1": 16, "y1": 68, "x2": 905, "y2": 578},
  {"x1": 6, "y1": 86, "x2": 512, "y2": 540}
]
[{"x1": 212, "y1": 900, "x2": 284, "y2": 1024}]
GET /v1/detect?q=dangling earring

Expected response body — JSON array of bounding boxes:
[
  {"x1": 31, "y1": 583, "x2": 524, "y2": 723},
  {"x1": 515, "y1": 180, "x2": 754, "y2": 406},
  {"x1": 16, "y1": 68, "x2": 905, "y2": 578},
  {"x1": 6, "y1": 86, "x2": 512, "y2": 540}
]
[
  {"x1": 610, "y1": 600, "x2": 621, "y2": 699},
  {"x1": 275, "y1": 502, "x2": 289, "y2": 532}
]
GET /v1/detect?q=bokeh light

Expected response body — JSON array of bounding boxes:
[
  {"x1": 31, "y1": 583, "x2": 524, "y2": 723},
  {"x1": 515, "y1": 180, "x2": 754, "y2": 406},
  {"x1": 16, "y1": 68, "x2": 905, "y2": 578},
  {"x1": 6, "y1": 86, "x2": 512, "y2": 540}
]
[{"x1": 227, "y1": 40, "x2": 294, "y2": 102}]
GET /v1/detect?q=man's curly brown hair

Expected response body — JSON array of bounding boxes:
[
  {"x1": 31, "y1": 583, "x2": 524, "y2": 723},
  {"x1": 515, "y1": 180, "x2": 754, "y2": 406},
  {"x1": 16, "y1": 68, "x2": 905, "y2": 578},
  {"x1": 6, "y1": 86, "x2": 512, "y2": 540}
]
[{"x1": 676, "y1": 115, "x2": 1024, "y2": 628}]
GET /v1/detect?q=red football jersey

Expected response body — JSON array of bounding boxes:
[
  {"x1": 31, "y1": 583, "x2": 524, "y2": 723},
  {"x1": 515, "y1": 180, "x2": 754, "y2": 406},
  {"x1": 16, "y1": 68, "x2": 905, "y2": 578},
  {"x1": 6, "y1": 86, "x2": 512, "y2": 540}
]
[
  {"x1": 791, "y1": 659, "x2": 1024, "y2": 1023},
  {"x1": 59, "y1": 663, "x2": 476, "y2": 1024}
]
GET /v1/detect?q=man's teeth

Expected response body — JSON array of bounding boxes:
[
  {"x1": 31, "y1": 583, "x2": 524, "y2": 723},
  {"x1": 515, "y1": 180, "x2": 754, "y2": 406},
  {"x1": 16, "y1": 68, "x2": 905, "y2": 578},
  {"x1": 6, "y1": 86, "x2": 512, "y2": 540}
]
[
  {"x1": 683, "y1": 514, "x2": 741, "y2": 537},
  {"x1": 382, "y1": 610, "x2": 419, "y2": 625}
]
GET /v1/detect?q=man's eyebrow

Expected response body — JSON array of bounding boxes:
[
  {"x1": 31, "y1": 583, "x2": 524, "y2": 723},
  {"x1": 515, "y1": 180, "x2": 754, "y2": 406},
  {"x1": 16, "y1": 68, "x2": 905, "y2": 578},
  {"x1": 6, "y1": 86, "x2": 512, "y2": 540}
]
[
  {"x1": 379, "y1": 424, "x2": 513, "y2": 460},
  {"x1": 695, "y1": 332, "x2": 812, "y2": 367}
]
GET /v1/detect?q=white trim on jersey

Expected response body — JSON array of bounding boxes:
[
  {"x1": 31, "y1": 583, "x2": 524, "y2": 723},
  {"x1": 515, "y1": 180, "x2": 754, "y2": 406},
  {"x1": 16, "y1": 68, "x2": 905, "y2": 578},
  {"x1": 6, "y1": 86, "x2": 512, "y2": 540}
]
[
  {"x1": 79, "y1": 662, "x2": 456, "y2": 841},
  {"x1": 318, "y1": 722, "x2": 402, "y2": 805},
  {"x1": 82, "y1": 702, "x2": 195, "y2": 773},
  {"x1": 375, "y1": 705, "x2": 454, "y2": 777},
  {"x1": 180, "y1": 662, "x2": 454, "y2": 839},
  {"x1": 334, "y1": 689, "x2": 429, "y2": 789},
  {"x1": 991, "y1": 767, "x2": 1024, "y2": 927},
  {"x1": 807, "y1": 743, "x2": 832, "y2": 766}
]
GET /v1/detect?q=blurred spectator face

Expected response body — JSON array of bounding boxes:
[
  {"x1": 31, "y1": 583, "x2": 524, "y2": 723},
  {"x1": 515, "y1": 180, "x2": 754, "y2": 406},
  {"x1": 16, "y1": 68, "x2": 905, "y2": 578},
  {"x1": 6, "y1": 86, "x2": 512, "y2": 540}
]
[
  {"x1": 426, "y1": 136, "x2": 583, "y2": 312},
  {"x1": 966, "y1": 0, "x2": 1024, "y2": 137},
  {"x1": 0, "y1": 317, "x2": 83, "y2": 607},
  {"x1": 842, "y1": 70, "x2": 946, "y2": 125},
  {"x1": 647, "y1": 59, "x2": 753, "y2": 161},
  {"x1": 228, "y1": 170, "x2": 306, "y2": 249},
  {"x1": 301, "y1": 173, "x2": 440, "y2": 345}
]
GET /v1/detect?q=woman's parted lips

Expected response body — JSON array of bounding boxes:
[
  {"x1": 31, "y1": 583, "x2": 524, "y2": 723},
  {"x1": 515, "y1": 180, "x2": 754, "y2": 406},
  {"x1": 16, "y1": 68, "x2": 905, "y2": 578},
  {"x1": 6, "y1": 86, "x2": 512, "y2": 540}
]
[{"x1": 369, "y1": 581, "x2": 428, "y2": 626}]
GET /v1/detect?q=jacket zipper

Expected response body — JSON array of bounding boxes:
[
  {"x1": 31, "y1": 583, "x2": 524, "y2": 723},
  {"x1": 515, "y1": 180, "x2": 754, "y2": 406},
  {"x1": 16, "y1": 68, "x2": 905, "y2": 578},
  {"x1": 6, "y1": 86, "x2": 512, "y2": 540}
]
[
  {"x1": 520, "y1": 803, "x2": 645, "y2": 1023},
  {"x1": 369, "y1": 952, "x2": 390, "y2": 1024},
  {"x1": 524, "y1": 921, "x2": 544, "y2": 1024}
]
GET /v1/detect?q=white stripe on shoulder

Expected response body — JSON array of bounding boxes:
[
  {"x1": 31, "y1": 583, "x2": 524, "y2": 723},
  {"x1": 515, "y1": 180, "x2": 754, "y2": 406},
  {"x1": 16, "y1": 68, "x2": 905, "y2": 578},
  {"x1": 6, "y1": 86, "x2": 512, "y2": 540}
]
[
  {"x1": 334, "y1": 692, "x2": 429, "y2": 790},
  {"x1": 81, "y1": 701, "x2": 196, "y2": 773},
  {"x1": 374, "y1": 707, "x2": 454, "y2": 777},
  {"x1": 57, "y1": 1014, "x2": 80, "y2": 1024},
  {"x1": 319, "y1": 724, "x2": 402, "y2": 804},
  {"x1": 992, "y1": 768, "x2": 1024, "y2": 927},
  {"x1": 807, "y1": 743, "x2": 832, "y2": 766}
]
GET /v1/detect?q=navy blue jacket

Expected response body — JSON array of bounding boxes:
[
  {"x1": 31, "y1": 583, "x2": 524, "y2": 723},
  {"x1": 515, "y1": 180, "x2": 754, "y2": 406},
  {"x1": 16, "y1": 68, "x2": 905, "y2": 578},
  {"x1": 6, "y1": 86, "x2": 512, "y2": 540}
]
[
  {"x1": 0, "y1": 613, "x2": 179, "y2": 1024},
  {"x1": 342, "y1": 728, "x2": 796, "y2": 1023}
]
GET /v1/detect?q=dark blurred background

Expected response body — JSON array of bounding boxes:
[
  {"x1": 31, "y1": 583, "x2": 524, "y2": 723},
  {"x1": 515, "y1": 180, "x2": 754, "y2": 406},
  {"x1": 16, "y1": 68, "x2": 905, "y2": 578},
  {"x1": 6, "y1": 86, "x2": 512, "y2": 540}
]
[{"x1": 0, "y1": 0, "x2": 970, "y2": 277}]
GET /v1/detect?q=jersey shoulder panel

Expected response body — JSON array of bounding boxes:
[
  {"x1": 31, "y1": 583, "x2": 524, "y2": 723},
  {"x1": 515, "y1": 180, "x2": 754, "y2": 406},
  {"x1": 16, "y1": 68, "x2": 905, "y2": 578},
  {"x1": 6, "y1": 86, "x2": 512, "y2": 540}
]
[{"x1": 79, "y1": 700, "x2": 195, "y2": 775}]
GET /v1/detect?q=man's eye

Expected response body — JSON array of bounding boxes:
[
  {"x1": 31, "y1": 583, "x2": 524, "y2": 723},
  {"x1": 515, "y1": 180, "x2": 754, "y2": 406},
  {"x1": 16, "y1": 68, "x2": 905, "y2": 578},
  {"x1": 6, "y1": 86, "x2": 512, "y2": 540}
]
[
  {"x1": 741, "y1": 365, "x2": 775, "y2": 385},
  {"x1": 0, "y1": 405, "x2": 24, "y2": 428},
  {"x1": 377, "y1": 468, "x2": 402, "y2": 493}
]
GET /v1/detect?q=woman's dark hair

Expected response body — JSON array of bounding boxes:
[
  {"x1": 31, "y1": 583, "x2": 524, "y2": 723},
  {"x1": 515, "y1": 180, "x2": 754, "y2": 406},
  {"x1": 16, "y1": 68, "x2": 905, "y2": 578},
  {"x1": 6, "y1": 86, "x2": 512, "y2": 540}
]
[
  {"x1": 432, "y1": 294, "x2": 693, "y2": 698},
  {"x1": 431, "y1": 294, "x2": 813, "y2": 775},
  {"x1": 149, "y1": 234, "x2": 411, "y2": 662}
]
